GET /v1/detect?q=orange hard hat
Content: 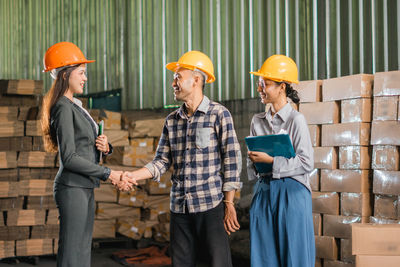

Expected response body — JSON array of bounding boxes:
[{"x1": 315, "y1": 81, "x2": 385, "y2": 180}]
[
  {"x1": 166, "y1": 51, "x2": 216, "y2": 83},
  {"x1": 250, "y1": 54, "x2": 299, "y2": 84},
  {"x1": 43, "y1": 42, "x2": 95, "y2": 72}
]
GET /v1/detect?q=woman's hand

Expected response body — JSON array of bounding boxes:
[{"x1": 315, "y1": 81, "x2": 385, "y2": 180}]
[
  {"x1": 248, "y1": 151, "x2": 274, "y2": 164},
  {"x1": 108, "y1": 170, "x2": 123, "y2": 185},
  {"x1": 96, "y1": 134, "x2": 110, "y2": 154}
]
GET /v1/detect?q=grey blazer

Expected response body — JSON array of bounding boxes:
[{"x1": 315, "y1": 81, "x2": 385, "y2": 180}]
[{"x1": 50, "y1": 96, "x2": 111, "y2": 188}]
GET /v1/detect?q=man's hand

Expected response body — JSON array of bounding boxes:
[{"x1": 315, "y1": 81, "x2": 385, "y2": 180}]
[
  {"x1": 223, "y1": 202, "x2": 240, "y2": 235},
  {"x1": 248, "y1": 151, "x2": 273, "y2": 164}
]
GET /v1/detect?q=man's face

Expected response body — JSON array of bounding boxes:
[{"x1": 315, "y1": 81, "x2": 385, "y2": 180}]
[{"x1": 171, "y1": 68, "x2": 195, "y2": 102}]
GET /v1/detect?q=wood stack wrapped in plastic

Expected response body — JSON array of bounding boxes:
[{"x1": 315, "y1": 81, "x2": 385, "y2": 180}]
[{"x1": 295, "y1": 71, "x2": 400, "y2": 267}]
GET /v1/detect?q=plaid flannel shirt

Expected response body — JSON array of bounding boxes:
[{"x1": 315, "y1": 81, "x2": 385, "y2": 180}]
[{"x1": 145, "y1": 96, "x2": 242, "y2": 213}]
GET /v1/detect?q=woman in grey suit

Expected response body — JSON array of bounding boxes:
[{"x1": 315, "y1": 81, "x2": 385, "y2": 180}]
[{"x1": 41, "y1": 42, "x2": 130, "y2": 267}]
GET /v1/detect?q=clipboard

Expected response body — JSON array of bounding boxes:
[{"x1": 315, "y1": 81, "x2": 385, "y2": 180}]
[
  {"x1": 245, "y1": 134, "x2": 296, "y2": 173},
  {"x1": 98, "y1": 120, "x2": 104, "y2": 161}
]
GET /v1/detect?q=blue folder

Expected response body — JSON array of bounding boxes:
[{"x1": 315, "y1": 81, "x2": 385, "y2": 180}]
[{"x1": 245, "y1": 134, "x2": 296, "y2": 173}]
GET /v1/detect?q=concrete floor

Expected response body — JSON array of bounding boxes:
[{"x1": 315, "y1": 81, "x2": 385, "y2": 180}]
[{"x1": 0, "y1": 248, "x2": 249, "y2": 267}]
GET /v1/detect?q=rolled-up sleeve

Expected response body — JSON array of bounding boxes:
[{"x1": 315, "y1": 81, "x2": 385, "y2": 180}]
[
  {"x1": 145, "y1": 120, "x2": 172, "y2": 182},
  {"x1": 272, "y1": 114, "x2": 314, "y2": 179},
  {"x1": 218, "y1": 109, "x2": 242, "y2": 191}
]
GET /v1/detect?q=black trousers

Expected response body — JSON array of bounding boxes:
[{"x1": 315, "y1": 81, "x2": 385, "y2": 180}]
[
  {"x1": 170, "y1": 202, "x2": 233, "y2": 267},
  {"x1": 54, "y1": 183, "x2": 95, "y2": 267}
]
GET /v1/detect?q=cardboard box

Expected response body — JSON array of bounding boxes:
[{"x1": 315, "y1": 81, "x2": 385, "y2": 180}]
[
  {"x1": 31, "y1": 225, "x2": 59, "y2": 239},
  {"x1": 339, "y1": 146, "x2": 371, "y2": 170},
  {"x1": 341, "y1": 193, "x2": 372, "y2": 216},
  {"x1": 308, "y1": 125, "x2": 321, "y2": 147},
  {"x1": 371, "y1": 145, "x2": 399, "y2": 171},
  {"x1": 130, "y1": 138, "x2": 155, "y2": 152},
  {"x1": 299, "y1": 102, "x2": 340, "y2": 124},
  {"x1": 373, "y1": 96, "x2": 399, "y2": 121},
  {"x1": 17, "y1": 152, "x2": 57, "y2": 168},
  {"x1": 6, "y1": 209, "x2": 46, "y2": 226},
  {"x1": 0, "y1": 169, "x2": 18, "y2": 182},
  {"x1": 324, "y1": 260, "x2": 355, "y2": 267},
  {"x1": 352, "y1": 223, "x2": 400, "y2": 255},
  {"x1": 0, "y1": 136, "x2": 33, "y2": 151},
  {"x1": 0, "y1": 241, "x2": 15, "y2": 258},
  {"x1": 96, "y1": 202, "x2": 140, "y2": 220},
  {"x1": 0, "y1": 181, "x2": 19, "y2": 197},
  {"x1": 322, "y1": 123, "x2": 370, "y2": 146},
  {"x1": 46, "y1": 209, "x2": 59, "y2": 225},
  {"x1": 96, "y1": 203, "x2": 140, "y2": 220},
  {"x1": 16, "y1": 239, "x2": 53, "y2": 256},
  {"x1": 103, "y1": 129, "x2": 129, "y2": 147},
  {"x1": 312, "y1": 192, "x2": 339, "y2": 215},
  {"x1": 315, "y1": 258, "x2": 323, "y2": 267},
  {"x1": 373, "y1": 170, "x2": 400, "y2": 195},
  {"x1": 128, "y1": 118, "x2": 165, "y2": 138},
  {"x1": 0, "y1": 106, "x2": 18, "y2": 122},
  {"x1": 0, "y1": 151, "x2": 17, "y2": 169},
  {"x1": 374, "y1": 195, "x2": 398, "y2": 220},
  {"x1": 18, "y1": 168, "x2": 58, "y2": 180},
  {"x1": 94, "y1": 183, "x2": 118, "y2": 203},
  {"x1": 323, "y1": 215, "x2": 366, "y2": 239},
  {"x1": 118, "y1": 189, "x2": 148, "y2": 207},
  {"x1": 117, "y1": 219, "x2": 146, "y2": 240},
  {"x1": 370, "y1": 121, "x2": 400, "y2": 145},
  {"x1": 93, "y1": 219, "x2": 116, "y2": 238},
  {"x1": 341, "y1": 98, "x2": 372, "y2": 123},
  {"x1": 322, "y1": 74, "x2": 373, "y2": 101},
  {"x1": 340, "y1": 239, "x2": 355, "y2": 263},
  {"x1": 310, "y1": 169, "x2": 319, "y2": 191},
  {"x1": 373, "y1": 70, "x2": 400, "y2": 96},
  {"x1": 315, "y1": 235, "x2": 338, "y2": 260},
  {"x1": 321, "y1": 169, "x2": 370, "y2": 193},
  {"x1": 0, "y1": 197, "x2": 23, "y2": 210},
  {"x1": 26, "y1": 196, "x2": 56, "y2": 210},
  {"x1": 313, "y1": 213, "x2": 322, "y2": 235},
  {"x1": 292, "y1": 80, "x2": 322, "y2": 102},
  {"x1": 0, "y1": 79, "x2": 43, "y2": 95},
  {"x1": 314, "y1": 147, "x2": 338, "y2": 169},
  {"x1": 369, "y1": 216, "x2": 400, "y2": 224},
  {"x1": 0, "y1": 121, "x2": 24, "y2": 137},
  {"x1": 18, "y1": 179, "x2": 53, "y2": 196},
  {"x1": 356, "y1": 255, "x2": 400, "y2": 267},
  {"x1": 25, "y1": 120, "x2": 42, "y2": 136}
]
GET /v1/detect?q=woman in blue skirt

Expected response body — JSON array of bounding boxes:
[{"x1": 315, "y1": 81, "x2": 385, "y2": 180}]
[{"x1": 247, "y1": 55, "x2": 315, "y2": 267}]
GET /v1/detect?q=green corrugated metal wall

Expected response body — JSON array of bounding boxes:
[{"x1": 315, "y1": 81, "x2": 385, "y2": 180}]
[{"x1": 0, "y1": 0, "x2": 399, "y2": 109}]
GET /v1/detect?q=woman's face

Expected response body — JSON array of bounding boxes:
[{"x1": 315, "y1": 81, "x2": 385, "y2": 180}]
[
  {"x1": 68, "y1": 64, "x2": 87, "y2": 95},
  {"x1": 257, "y1": 78, "x2": 282, "y2": 105}
]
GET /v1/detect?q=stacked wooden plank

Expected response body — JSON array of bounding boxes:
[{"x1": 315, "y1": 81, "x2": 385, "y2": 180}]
[{"x1": 0, "y1": 79, "x2": 59, "y2": 258}]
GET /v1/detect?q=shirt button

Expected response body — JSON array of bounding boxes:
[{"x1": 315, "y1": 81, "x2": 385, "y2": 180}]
[
  {"x1": 185, "y1": 177, "x2": 188, "y2": 179},
  {"x1": 186, "y1": 148, "x2": 189, "y2": 150}
]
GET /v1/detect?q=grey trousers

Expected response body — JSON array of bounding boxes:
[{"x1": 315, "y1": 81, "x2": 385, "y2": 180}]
[{"x1": 54, "y1": 183, "x2": 95, "y2": 267}]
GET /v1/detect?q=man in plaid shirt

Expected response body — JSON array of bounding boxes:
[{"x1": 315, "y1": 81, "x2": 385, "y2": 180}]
[{"x1": 123, "y1": 51, "x2": 242, "y2": 267}]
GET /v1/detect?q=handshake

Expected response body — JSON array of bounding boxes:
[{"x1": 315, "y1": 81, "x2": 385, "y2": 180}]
[{"x1": 108, "y1": 170, "x2": 138, "y2": 191}]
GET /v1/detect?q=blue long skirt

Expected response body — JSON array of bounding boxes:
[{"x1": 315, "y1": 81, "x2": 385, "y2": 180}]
[{"x1": 250, "y1": 177, "x2": 315, "y2": 267}]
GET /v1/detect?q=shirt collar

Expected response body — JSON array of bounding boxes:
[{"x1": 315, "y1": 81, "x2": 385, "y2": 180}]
[
  {"x1": 177, "y1": 95, "x2": 210, "y2": 119},
  {"x1": 265, "y1": 102, "x2": 292, "y2": 122}
]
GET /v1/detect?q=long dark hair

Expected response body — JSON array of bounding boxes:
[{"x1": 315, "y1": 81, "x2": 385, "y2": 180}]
[
  {"x1": 41, "y1": 65, "x2": 79, "y2": 152},
  {"x1": 280, "y1": 82, "x2": 300, "y2": 104}
]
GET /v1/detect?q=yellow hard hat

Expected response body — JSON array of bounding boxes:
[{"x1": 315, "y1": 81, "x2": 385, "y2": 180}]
[
  {"x1": 166, "y1": 51, "x2": 216, "y2": 83},
  {"x1": 250, "y1": 54, "x2": 299, "y2": 84}
]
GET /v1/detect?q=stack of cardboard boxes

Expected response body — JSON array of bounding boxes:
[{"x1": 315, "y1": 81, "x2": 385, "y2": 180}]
[
  {"x1": 0, "y1": 79, "x2": 59, "y2": 258},
  {"x1": 370, "y1": 70, "x2": 400, "y2": 224},
  {"x1": 297, "y1": 74, "x2": 374, "y2": 267},
  {"x1": 296, "y1": 71, "x2": 400, "y2": 267},
  {"x1": 91, "y1": 111, "x2": 171, "y2": 242}
]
